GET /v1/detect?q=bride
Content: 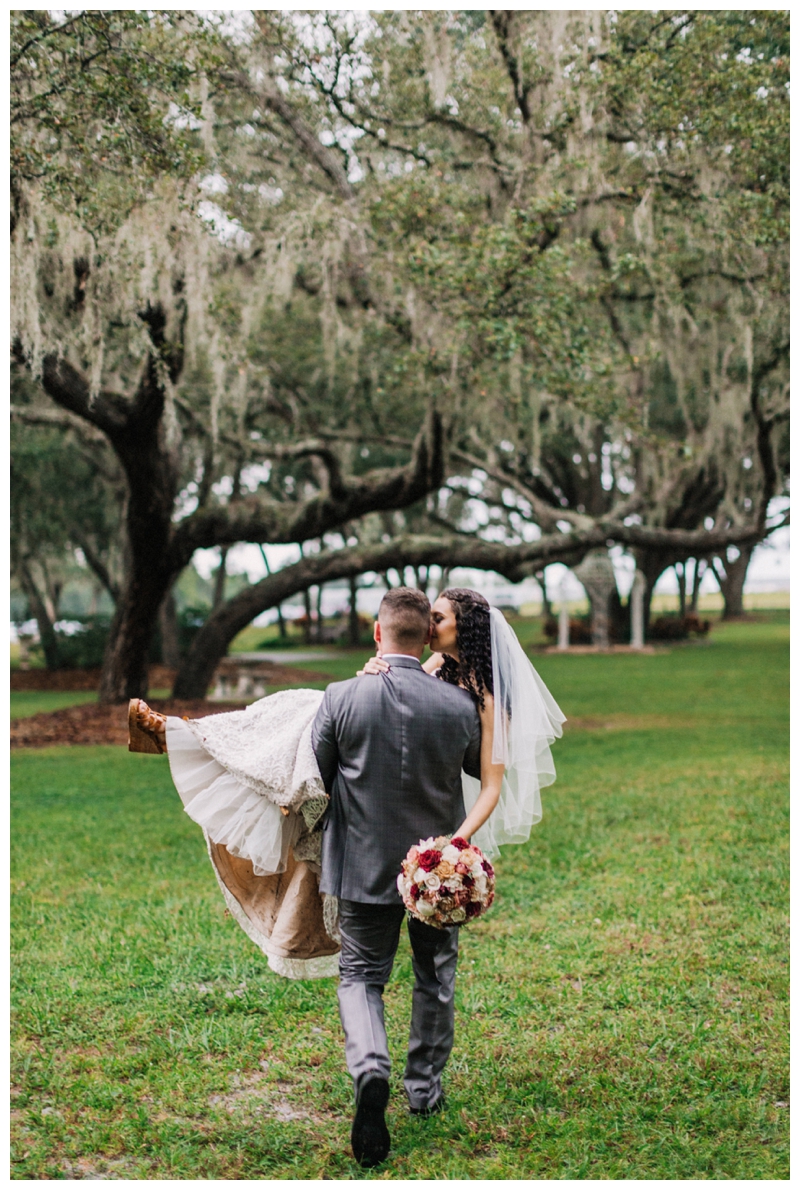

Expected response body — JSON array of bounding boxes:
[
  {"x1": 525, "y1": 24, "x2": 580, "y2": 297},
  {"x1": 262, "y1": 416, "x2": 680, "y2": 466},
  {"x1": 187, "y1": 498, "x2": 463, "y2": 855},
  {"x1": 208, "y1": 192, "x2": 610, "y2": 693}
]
[{"x1": 129, "y1": 587, "x2": 565, "y2": 979}]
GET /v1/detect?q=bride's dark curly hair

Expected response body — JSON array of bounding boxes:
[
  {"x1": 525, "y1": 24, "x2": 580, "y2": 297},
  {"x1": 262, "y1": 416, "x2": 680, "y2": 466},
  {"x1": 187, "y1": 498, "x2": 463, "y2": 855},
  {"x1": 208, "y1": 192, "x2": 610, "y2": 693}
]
[{"x1": 437, "y1": 588, "x2": 493, "y2": 709}]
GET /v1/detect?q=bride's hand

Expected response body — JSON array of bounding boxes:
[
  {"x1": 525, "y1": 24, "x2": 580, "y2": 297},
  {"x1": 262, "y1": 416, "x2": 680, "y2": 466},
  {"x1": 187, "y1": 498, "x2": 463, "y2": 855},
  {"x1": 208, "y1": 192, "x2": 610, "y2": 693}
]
[{"x1": 356, "y1": 655, "x2": 390, "y2": 677}]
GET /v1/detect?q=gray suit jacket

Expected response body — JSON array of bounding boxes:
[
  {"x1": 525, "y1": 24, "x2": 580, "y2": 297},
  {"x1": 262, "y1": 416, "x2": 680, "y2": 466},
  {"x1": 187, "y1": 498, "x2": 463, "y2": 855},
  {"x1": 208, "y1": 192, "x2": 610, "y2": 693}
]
[{"x1": 312, "y1": 656, "x2": 482, "y2": 904}]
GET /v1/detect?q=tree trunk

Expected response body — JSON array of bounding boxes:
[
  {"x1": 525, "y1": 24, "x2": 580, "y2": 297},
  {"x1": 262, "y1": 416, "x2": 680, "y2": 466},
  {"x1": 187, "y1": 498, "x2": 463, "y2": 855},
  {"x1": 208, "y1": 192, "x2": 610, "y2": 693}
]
[
  {"x1": 98, "y1": 560, "x2": 175, "y2": 702},
  {"x1": 158, "y1": 588, "x2": 181, "y2": 669},
  {"x1": 711, "y1": 543, "x2": 755, "y2": 618},
  {"x1": 689, "y1": 558, "x2": 706, "y2": 614},
  {"x1": 348, "y1": 574, "x2": 360, "y2": 646},
  {"x1": 258, "y1": 544, "x2": 287, "y2": 638},
  {"x1": 39, "y1": 556, "x2": 62, "y2": 625},
  {"x1": 609, "y1": 585, "x2": 627, "y2": 642},
  {"x1": 535, "y1": 568, "x2": 552, "y2": 618},
  {"x1": 276, "y1": 602, "x2": 287, "y2": 639},
  {"x1": 38, "y1": 344, "x2": 182, "y2": 702},
  {"x1": 632, "y1": 547, "x2": 683, "y2": 637},
  {"x1": 212, "y1": 547, "x2": 228, "y2": 611},
  {"x1": 18, "y1": 560, "x2": 60, "y2": 670},
  {"x1": 675, "y1": 562, "x2": 687, "y2": 618},
  {"x1": 574, "y1": 551, "x2": 618, "y2": 649},
  {"x1": 303, "y1": 587, "x2": 313, "y2": 644},
  {"x1": 315, "y1": 583, "x2": 324, "y2": 640},
  {"x1": 172, "y1": 538, "x2": 581, "y2": 699}
]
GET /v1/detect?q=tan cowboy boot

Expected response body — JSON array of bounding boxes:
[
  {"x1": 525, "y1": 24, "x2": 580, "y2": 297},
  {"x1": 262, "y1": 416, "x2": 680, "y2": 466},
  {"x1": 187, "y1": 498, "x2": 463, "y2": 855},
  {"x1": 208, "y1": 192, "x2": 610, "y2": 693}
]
[{"x1": 128, "y1": 698, "x2": 168, "y2": 754}]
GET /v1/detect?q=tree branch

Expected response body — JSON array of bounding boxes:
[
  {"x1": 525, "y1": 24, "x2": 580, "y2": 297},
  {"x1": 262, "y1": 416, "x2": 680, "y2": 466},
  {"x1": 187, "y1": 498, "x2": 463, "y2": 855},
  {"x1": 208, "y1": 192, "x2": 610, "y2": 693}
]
[
  {"x1": 170, "y1": 407, "x2": 445, "y2": 563},
  {"x1": 174, "y1": 509, "x2": 774, "y2": 695},
  {"x1": 36, "y1": 355, "x2": 130, "y2": 436},
  {"x1": 750, "y1": 340, "x2": 790, "y2": 524},
  {"x1": 490, "y1": 12, "x2": 532, "y2": 125},
  {"x1": 71, "y1": 533, "x2": 119, "y2": 601},
  {"x1": 448, "y1": 446, "x2": 593, "y2": 531},
  {"x1": 10, "y1": 403, "x2": 110, "y2": 446}
]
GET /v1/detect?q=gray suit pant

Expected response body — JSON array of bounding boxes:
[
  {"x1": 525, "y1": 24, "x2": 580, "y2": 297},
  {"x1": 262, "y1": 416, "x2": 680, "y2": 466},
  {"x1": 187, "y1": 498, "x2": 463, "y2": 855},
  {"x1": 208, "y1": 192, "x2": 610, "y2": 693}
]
[{"x1": 337, "y1": 900, "x2": 459, "y2": 1112}]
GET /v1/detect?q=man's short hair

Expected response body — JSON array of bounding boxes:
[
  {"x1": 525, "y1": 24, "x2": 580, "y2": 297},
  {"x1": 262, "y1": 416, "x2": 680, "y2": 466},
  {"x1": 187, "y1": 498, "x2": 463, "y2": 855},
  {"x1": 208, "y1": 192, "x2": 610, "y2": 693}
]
[{"x1": 378, "y1": 587, "x2": 431, "y2": 646}]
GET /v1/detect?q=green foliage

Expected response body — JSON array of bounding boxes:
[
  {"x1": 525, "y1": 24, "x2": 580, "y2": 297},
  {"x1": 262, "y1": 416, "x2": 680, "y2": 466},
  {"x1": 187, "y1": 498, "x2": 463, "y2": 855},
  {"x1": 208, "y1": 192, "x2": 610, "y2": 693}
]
[
  {"x1": 10, "y1": 419, "x2": 120, "y2": 567},
  {"x1": 10, "y1": 619, "x2": 788, "y2": 1177},
  {"x1": 603, "y1": 11, "x2": 789, "y2": 248},
  {"x1": 9, "y1": 8, "x2": 789, "y2": 676},
  {"x1": 10, "y1": 11, "x2": 215, "y2": 234},
  {"x1": 51, "y1": 616, "x2": 112, "y2": 670}
]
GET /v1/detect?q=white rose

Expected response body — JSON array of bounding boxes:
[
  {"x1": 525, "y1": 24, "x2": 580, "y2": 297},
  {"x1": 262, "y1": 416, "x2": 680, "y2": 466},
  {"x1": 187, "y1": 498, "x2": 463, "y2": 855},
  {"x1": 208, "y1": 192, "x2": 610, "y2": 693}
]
[
  {"x1": 397, "y1": 874, "x2": 407, "y2": 894},
  {"x1": 450, "y1": 907, "x2": 467, "y2": 923},
  {"x1": 424, "y1": 873, "x2": 441, "y2": 891},
  {"x1": 441, "y1": 845, "x2": 460, "y2": 864},
  {"x1": 416, "y1": 900, "x2": 435, "y2": 917},
  {"x1": 443, "y1": 878, "x2": 460, "y2": 893},
  {"x1": 413, "y1": 868, "x2": 426, "y2": 886}
]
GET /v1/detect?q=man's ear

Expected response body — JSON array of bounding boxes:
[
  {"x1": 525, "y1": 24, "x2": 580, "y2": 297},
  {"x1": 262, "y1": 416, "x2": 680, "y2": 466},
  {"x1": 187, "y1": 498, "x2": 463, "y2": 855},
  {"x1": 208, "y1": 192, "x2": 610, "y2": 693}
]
[
  {"x1": 423, "y1": 623, "x2": 432, "y2": 647},
  {"x1": 374, "y1": 620, "x2": 382, "y2": 647}
]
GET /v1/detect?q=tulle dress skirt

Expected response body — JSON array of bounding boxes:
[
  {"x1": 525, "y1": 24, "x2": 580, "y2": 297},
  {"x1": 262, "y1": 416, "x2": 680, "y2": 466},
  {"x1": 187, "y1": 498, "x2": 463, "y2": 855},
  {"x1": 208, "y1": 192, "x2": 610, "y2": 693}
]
[{"x1": 166, "y1": 689, "x2": 340, "y2": 980}]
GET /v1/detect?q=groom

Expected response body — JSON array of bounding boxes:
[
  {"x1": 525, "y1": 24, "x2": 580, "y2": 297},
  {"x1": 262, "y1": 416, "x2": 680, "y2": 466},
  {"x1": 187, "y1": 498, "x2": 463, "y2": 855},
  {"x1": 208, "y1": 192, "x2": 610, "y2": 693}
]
[{"x1": 311, "y1": 587, "x2": 482, "y2": 1167}]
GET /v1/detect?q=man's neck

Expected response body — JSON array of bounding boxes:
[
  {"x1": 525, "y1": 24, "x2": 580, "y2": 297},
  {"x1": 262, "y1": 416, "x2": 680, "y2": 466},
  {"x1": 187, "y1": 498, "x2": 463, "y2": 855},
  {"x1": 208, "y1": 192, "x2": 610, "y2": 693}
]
[{"x1": 380, "y1": 647, "x2": 423, "y2": 660}]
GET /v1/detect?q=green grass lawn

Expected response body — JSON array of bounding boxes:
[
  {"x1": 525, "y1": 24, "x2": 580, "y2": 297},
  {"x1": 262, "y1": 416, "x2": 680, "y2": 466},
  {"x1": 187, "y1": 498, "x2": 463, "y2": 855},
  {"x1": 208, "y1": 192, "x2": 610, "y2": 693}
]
[
  {"x1": 9, "y1": 691, "x2": 100, "y2": 720},
  {"x1": 10, "y1": 690, "x2": 173, "y2": 720},
  {"x1": 10, "y1": 618, "x2": 788, "y2": 1178}
]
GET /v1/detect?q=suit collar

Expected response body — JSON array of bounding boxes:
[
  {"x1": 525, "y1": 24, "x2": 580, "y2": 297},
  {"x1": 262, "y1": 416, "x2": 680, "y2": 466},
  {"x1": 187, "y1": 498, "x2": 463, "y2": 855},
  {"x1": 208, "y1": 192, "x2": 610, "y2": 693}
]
[{"x1": 381, "y1": 654, "x2": 423, "y2": 668}]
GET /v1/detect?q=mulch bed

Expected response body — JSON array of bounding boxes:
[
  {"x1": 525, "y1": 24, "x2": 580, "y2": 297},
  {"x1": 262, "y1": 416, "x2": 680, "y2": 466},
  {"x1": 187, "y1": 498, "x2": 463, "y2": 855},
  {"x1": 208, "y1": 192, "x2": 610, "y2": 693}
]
[
  {"x1": 10, "y1": 699, "x2": 251, "y2": 750},
  {"x1": 11, "y1": 661, "x2": 335, "y2": 749},
  {"x1": 10, "y1": 661, "x2": 332, "y2": 693}
]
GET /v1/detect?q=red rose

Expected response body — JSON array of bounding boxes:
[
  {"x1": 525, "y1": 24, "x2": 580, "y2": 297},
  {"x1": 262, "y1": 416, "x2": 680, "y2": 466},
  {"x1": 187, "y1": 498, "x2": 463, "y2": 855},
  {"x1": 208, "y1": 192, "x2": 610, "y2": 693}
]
[
  {"x1": 462, "y1": 873, "x2": 475, "y2": 888},
  {"x1": 451, "y1": 837, "x2": 470, "y2": 851},
  {"x1": 418, "y1": 848, "x2": 443, "y2": 872},
  {"x1": 465, "y1": 901, "x2": 482, "y2": 919},
  {"x1": 481, "y1": 858, "x2": 494, "y2": 876},
  {"x1": 410, "y1": 884, "x2": 420, "y2": 900}
]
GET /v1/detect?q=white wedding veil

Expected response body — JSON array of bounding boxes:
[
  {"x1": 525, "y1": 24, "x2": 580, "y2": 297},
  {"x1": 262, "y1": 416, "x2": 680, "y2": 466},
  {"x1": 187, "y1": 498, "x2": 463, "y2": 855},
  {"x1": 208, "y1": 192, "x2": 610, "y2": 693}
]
[{"x1": 462, "y1": 607, "x2": 566, "y2": 858}]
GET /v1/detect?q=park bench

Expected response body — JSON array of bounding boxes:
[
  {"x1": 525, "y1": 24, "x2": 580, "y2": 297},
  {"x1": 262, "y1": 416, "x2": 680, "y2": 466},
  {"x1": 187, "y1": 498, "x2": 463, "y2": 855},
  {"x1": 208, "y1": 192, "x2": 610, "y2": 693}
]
[{"x1": 211, "y1": 656, "x2": 283, "y2": 701}]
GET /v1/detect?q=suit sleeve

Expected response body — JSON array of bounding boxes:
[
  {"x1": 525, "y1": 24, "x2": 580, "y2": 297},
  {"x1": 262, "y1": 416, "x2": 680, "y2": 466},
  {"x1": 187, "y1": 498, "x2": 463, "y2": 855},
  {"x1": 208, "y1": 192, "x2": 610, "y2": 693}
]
[
  {"x1": 311, "y1": 686, "x2": 339, "y2": 794},
  {"x1": 462, "y1": 709, "x2": 482, "y2": 780}
]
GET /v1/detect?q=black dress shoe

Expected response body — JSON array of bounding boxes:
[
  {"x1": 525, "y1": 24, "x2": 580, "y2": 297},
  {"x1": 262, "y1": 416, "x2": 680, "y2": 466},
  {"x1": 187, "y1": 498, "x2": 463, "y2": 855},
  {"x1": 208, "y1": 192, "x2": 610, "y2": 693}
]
[
  {"x1": 409, "y1": 1094, "x2": 446, "y2": 1118},
  {"x1": 351, "y1": 1074, "x2": 390, "y2": 1168}
]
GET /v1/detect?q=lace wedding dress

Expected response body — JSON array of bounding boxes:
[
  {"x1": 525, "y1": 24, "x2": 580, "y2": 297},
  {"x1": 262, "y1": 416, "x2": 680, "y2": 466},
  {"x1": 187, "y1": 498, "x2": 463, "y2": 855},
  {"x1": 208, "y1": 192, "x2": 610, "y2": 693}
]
[{"x1": 166, "y1": 688, "x2": 341, "y2": 980}]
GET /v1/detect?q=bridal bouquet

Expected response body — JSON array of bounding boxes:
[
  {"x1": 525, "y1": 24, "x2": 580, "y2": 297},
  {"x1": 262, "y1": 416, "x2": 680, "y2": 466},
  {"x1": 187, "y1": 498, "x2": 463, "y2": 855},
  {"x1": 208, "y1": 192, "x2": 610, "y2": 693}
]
[{"x1": 397, "y1": 836, "x2": 495, "y2": 928}]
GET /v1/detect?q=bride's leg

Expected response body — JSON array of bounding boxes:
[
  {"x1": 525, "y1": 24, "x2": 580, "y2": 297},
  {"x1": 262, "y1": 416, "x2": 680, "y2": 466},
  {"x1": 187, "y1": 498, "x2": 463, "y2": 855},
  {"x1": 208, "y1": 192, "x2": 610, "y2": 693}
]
[{"x1": 127, "y1": 699, "x2": 168, "y2": 754}]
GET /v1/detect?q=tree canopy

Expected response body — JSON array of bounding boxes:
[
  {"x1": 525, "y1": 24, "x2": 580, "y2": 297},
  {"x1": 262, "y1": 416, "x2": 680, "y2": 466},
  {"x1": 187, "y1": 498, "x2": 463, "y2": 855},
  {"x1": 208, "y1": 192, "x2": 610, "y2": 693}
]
[{"x1": 10, "y1": 9, "x2": 789, "y2": 696}]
